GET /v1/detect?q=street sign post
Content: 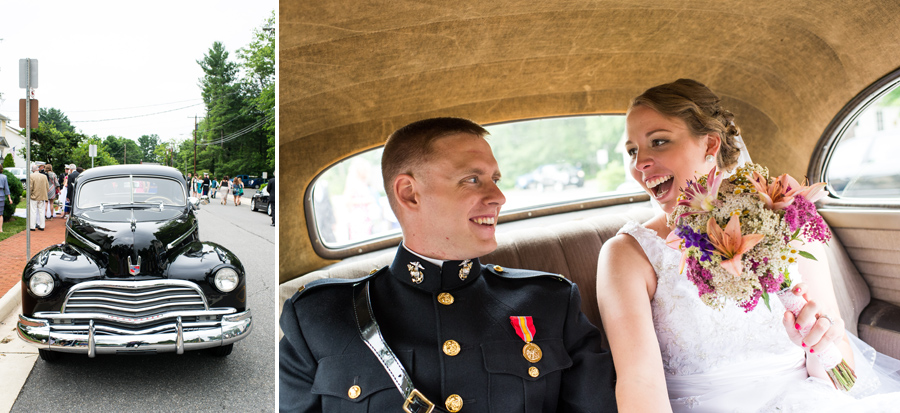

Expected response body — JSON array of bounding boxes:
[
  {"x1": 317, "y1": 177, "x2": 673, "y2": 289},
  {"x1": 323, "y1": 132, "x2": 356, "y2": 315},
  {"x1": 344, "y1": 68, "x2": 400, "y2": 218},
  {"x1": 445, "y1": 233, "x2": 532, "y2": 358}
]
[
  {"x1": 89, "y1": 144, "x2": 97, "y2": 168},
  {"x1": 19, "y1": 58, "x2": 37, "y2": 258}
]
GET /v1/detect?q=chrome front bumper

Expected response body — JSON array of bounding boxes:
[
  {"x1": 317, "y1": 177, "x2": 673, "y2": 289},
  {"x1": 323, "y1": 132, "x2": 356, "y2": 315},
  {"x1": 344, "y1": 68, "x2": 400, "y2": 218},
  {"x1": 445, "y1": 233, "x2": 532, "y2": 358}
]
[{"x1": 17, "y1": 310, "x2": 252, "y2": 357}]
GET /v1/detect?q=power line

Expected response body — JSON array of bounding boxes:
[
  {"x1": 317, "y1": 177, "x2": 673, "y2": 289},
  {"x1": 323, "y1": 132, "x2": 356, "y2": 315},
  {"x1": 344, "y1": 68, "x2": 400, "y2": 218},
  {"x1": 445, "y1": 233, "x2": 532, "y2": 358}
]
[
  {"x1": 73, "y1": 102, "x2": 204, "y2": 122},
  {"x1": 197, "y1": 114, "x2": 273, "y2": 146},
  {"x1": 65, "y1": 98, "x2": 203, "y2": 113}
]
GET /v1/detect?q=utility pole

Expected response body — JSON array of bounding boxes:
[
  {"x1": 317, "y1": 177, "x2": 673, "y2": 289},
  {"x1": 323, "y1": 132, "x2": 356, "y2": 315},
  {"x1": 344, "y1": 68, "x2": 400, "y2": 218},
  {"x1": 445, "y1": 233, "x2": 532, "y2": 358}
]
[{"x1": 193, "y1": 115, "x2": 198, "y2": 176}]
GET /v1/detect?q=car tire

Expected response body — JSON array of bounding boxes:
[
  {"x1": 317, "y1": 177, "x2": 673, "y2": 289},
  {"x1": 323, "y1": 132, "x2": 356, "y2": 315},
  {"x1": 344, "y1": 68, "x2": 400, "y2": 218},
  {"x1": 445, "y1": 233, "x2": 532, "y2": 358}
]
[
  {"x1": 251, "y1": 199, "x2": 258, "y2": 212},
  {"x1": 209, "y1": 343, "x2": 234, "y2": 357},
  {"x1": 268, "y1": 202, "x2": 273, "y2": 216},
  {"x1": 39, "y1": 349, "x2": 61, "y2": 362}
]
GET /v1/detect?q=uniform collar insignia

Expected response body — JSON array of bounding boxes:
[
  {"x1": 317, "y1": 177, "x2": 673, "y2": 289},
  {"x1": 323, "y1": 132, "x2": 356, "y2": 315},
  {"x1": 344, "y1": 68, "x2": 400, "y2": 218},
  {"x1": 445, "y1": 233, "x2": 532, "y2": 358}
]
[{"x1": 391, "y1": 246, "x2": 481, "y2": 293}]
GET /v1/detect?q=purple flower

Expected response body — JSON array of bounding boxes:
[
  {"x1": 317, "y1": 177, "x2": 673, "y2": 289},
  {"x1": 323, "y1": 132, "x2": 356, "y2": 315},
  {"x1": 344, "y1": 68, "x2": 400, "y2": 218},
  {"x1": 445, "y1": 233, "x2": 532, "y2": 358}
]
[
  {"x1": 740, "y1": 289, "x2": 762, "y2": 312},
  {"x1": 783, "y1": 195, "x2": 832, "y2": 243},
  {"x1": 686, "y1": 257, "x2": 715, "y2": 297},
  {"x1": 676, "y1": 226, "x2": 716, "y2": 262},
  {"x1": 759, "y1": 272, "x2": 784, "y2": 293}
]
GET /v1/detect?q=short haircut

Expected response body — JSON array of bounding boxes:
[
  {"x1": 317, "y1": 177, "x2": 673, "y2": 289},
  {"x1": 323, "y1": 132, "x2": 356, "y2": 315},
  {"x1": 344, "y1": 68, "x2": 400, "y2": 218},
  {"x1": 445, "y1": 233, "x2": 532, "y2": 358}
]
[{"x1": 381, "y1": 117, "x2": 489, "y2": 211}]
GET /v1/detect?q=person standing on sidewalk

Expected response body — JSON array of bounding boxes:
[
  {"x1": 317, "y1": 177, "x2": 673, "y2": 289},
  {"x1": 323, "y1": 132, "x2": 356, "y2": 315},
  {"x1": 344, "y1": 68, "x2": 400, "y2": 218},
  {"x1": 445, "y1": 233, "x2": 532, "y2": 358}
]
[
  {"x1": 29, "y1": 165, "x2": 49, "y2": 231},
  {"x1": 267, "y1": 176, "x2": 275, "y2": 226},
  {"x1": 0, "y1": 165, "x2": 11, "y2": 233},
  {"x1": 65, "y1": 164, "x2": 80, "y2": 219},
  {"x1": 45, "y1": 164, "x2": 58, "y2": 220}
]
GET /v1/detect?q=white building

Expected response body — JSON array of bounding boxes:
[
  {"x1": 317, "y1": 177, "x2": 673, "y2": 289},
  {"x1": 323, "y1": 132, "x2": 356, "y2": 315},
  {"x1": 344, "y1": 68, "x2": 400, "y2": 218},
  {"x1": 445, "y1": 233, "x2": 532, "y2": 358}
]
[{"x1": 0, "y1": 113, "x2": 26, "y2": 167}]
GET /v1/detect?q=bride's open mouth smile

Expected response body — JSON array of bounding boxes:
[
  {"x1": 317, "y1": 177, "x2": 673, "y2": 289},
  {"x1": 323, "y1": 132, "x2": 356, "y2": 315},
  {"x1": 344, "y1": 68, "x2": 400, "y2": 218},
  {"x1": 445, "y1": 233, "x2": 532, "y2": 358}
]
[{"x1": 646, "y1": 175, "x2": 674, "y2": 199}]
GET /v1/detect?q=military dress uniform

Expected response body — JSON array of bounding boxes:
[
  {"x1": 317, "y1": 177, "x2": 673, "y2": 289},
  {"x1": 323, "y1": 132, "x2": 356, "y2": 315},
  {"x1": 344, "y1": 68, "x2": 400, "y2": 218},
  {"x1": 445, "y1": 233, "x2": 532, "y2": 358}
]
[{"x1": 279, "y1": 246, "x2": 617, "y2": 412}]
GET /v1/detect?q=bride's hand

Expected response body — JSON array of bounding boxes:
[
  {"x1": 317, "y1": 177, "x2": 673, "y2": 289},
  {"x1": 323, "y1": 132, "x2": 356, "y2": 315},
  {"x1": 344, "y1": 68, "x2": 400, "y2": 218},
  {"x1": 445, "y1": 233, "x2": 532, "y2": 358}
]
[{"x1": 781, "y1": 283, "x2": 846, "y2": 354}]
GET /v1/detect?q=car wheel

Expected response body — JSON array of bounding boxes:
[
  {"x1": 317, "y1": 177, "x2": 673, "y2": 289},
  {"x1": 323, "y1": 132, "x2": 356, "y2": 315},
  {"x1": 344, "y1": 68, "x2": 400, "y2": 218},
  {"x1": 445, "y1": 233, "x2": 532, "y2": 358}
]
[
  {"x1": 251, "y1": 199, "x2": 258, "y2": 211},
  {"x1": 39, "y1": 349, "x2": 61, "y2": 362},
  {"x1": 268, "y1": 202, "x2": 273, "y2": 216},
  {"x1": 209, "y1": 343, "x2": 234, "y2": 357}
]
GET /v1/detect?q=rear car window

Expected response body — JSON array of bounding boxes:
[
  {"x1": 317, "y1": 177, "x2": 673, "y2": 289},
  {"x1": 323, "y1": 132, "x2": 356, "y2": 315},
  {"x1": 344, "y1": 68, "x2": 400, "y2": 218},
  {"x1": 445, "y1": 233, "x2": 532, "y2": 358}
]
[
  {"x1": 310, "y1": 115, "x2": 635, "y2": 250},
  {"x1": 825, "y1": 82, "x2": 900, "y2": 198}
]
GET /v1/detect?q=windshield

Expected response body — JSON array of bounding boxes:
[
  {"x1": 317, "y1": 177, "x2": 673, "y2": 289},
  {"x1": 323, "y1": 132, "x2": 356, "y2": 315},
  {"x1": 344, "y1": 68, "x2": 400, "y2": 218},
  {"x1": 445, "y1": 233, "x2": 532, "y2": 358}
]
[{"x1": 76, "y1": 176, "x2": 186, "y2": 209}]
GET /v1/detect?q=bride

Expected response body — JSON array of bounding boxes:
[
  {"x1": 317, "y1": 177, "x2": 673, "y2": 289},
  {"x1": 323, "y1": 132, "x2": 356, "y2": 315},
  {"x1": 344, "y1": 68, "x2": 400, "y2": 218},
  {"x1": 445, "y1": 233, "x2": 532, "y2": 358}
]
[{"x1": 596, "y1": 78, "x2": 900, "y2": 412}]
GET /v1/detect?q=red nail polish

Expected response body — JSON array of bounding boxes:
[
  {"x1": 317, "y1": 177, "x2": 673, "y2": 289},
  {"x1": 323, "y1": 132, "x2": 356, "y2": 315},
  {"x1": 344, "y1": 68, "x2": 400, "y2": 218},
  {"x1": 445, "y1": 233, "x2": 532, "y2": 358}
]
[
  {"x1": 810, "y1": 348, "x2": 815, "y2": 353},
  {"x1": 795, "y1": 323, "x2": 800, "y2": 330},
  {"x1": 802, "y1": 342, "x2": 806, "y2": 347}
]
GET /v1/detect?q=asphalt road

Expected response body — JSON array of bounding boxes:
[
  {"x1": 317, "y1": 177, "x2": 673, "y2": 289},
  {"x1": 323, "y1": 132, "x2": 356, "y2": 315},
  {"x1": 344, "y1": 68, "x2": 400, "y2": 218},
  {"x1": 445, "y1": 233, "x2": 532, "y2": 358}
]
[{"x1": 11, "y1": 191, "x2": 277, "y2": 412}]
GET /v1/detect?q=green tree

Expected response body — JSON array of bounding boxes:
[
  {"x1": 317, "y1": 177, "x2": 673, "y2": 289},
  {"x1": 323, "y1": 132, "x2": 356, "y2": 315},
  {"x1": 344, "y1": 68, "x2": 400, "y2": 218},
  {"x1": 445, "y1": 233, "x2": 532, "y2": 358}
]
[
  {"x1": 2, "y1": 153, "x2": 14, "y2": 168},
  {"x1": 39, "y1": 107, "x2": 76, "y2": 134},
  {"x1": 101, "y1": 135, "x2": 142, "y2": 164},
  {"x1": 73, "y1": 138, "x2": 117, "y2": 168},
  {"x1": 22, "y1": 121, "x2": 84, "y2": 168},
  {"x1": 138, "y1": 134, "x2": 160, "y2": 163},
  {"x1": 238, "y1": 10, "x2": 276, "y2": 173},
  {"x1": 881, "y1": 86, "x2": 900, "y2": 107}
]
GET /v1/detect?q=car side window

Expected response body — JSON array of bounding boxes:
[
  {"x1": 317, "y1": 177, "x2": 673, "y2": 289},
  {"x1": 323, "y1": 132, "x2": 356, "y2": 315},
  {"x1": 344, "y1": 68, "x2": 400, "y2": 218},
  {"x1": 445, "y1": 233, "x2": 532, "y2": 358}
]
[
  {"x1": 308, "y1": 115, "x2": 635, "y2": 253},
  {"x1": 825, "y1": 82, "x2": 900, "y2": 198}
]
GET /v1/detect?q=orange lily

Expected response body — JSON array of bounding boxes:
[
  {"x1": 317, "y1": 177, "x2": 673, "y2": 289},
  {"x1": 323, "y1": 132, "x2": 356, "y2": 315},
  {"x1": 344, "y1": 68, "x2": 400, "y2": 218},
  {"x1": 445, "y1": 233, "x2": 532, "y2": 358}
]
[
  {"x1": 706, "y1": 216, "x2": 764, "y2": 277},
  {"x1": 750, "y1": 172, "x2": 828, "y2": 210},
  {"x1": 665, "y1": 229, "x2": 689, "y2": 274}
]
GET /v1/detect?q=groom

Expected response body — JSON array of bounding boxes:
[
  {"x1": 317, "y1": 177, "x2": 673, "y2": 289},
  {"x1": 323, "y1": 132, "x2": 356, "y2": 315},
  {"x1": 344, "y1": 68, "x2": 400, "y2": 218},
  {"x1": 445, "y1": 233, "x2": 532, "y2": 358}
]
[{"x1": 280, "y1": 117, "x2": 617, "y2": 412}]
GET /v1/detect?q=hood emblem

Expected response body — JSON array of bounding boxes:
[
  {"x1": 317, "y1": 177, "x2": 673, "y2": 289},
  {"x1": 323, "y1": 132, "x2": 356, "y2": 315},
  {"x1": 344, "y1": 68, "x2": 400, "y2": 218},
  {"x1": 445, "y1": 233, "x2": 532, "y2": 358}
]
[{"x1": 128, "y1": 256, "x2": 141, "y2": 276}]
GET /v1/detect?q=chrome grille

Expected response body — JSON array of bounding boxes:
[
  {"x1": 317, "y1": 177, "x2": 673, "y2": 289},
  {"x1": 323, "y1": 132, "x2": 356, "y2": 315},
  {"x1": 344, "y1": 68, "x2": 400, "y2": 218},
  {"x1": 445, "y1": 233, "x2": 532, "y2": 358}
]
[{"x1": 62, "y1": 280, "x2": 208, "y2": 318}]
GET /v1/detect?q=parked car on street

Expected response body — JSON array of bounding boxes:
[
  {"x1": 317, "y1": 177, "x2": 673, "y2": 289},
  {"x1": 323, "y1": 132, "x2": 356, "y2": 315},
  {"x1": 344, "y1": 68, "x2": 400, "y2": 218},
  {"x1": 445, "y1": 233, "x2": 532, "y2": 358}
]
[
  {"x1": 515, "y1": 163, "x2": 585, "y2": 191},
  {"x1": 235, "y1": 174, "x2": 266, "y2": 189},
  {"x1": 17, "y1": 164, "x2": 252, "y2": 361},
  {"x1": 251, "y1": 184, "x2": 272, "y2": 215},
  {"x1": 7, "y1": 167, "x2": 27, "y2": 184}
]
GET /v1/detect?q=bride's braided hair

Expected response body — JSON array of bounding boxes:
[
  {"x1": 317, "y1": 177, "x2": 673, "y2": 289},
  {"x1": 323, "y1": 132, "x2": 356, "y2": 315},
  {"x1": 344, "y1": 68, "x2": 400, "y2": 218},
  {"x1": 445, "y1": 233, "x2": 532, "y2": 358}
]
[{"x1": 629, "y1": 79, "x2": 743, "y2": 170}]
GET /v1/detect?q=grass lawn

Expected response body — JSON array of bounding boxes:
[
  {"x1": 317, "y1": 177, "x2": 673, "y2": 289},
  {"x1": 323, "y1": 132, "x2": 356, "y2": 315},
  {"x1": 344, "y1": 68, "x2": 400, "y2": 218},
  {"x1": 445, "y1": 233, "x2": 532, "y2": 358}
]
[{"x1": 0, "y1": 215, "x2": 27, "y2": 242}]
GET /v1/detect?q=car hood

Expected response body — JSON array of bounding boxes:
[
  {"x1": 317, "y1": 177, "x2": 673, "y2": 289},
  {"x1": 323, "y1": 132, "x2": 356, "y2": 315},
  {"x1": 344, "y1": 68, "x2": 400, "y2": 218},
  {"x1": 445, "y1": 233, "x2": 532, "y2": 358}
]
[{"x1": 66, "y1": 208, "x2": 196, "y2": 278}]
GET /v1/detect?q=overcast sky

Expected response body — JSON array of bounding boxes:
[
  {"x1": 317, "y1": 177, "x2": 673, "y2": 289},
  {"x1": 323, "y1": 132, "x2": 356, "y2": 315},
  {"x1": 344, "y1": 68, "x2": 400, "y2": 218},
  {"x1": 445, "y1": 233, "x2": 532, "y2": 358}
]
[{"x1": 0, "y1": 0, "x2": 274, "y2": 144}]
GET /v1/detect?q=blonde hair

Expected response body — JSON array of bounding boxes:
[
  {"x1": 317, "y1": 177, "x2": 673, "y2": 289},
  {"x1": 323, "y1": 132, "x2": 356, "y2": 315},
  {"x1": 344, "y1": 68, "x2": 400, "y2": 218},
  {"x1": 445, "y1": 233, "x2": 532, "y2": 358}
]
[{"x1": 630, "y1": 79, "x2": 743, "y2": 170}]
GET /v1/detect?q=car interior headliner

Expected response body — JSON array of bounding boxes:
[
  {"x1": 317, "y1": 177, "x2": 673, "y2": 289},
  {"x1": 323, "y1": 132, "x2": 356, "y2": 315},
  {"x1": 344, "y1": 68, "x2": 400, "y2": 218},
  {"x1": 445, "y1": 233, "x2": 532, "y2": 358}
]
[{"x1": 279, "y1": 0, "x2": 900, "y2": 281}]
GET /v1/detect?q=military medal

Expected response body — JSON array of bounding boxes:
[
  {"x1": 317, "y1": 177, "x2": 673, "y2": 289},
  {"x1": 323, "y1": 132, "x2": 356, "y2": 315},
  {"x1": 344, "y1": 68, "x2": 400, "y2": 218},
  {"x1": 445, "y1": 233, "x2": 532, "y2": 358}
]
[
  {"x1": 408, "y1": 262, "x2": 425, "y2": 284},
  {"x1": 510, "y1": 316, "x2": 542, "y2": 363},
  {"x1": 458, "y1": 259, "x2": 472, "y2": 280}
]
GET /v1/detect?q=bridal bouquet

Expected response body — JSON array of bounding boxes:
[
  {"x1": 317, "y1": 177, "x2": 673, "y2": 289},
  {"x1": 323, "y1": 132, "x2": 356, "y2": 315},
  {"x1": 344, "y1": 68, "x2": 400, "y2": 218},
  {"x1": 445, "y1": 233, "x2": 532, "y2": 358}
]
[{"x1": 667, "y1": 162, "x2": 856, "y2": 391}]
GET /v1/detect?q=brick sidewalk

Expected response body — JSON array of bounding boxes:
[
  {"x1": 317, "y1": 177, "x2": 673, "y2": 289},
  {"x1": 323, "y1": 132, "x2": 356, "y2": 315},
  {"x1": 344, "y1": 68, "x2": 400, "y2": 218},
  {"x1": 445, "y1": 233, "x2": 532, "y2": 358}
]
[{"x1": 0, "y1": 215, "x2": 67, "y2": 299}]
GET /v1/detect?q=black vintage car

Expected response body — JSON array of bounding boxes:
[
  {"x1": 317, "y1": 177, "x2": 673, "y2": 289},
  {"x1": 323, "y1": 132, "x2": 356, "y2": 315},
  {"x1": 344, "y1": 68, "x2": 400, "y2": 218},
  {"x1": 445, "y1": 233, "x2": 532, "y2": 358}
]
[
  {"x1": 251, "y1": 184, "x2": 272, "y2": 215},
  {"x1": 17, "y1": 165, "x2": 252, "y2": 361}
]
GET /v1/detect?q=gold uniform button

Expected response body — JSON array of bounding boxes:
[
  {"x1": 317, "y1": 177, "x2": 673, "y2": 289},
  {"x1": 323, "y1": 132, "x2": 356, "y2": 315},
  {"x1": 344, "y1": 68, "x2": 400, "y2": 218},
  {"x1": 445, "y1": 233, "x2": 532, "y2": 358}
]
[
  {"x1": 493, "y1": 265, "x2": 504, "y2": 272},
  {"x1": 368, "y1": 268, "x2": 378, "y2": 275},
  {"x1": 348, "y1": 385, "x2": 361, "y2": 399},
  {"x1": 529, "y1": 366, "x2": 540, "y2": 377},
  {"x1": 443, "y1": 340, "x2": 461, "y2": 356},
  {"x1": 445, "y1": 394, "x2": 463, "y2": 412},
  {"x1": 437, "y1": 293, "x2": 454, "y2": 305}
]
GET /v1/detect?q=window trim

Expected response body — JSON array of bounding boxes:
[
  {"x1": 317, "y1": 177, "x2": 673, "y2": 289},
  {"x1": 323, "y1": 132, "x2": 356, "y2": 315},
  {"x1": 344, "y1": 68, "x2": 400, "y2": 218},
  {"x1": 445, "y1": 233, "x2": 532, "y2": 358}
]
[{"x1": 809, "y1": 66, "x2": 900, "y2": 206}]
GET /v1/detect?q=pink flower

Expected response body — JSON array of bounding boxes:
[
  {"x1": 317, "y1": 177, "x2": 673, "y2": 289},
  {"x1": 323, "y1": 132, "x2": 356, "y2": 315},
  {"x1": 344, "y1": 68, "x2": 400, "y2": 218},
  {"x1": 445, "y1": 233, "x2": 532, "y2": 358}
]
[
  {"x1": 678, "y1": 166, "x2": 724, "y2": 215},
  {"x1": 750, "y1": 171, "x2": 828, "y2": 211},
  {"x1": 706, "y1": 215, "x2": 764, "y2": 277}
]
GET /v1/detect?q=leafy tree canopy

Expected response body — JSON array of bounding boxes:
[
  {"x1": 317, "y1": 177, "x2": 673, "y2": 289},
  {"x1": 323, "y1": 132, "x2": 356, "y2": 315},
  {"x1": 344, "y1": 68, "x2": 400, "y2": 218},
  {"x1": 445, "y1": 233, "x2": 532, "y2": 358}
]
[{"x1": 39, "y1": 107, "x2": 76, "y2": 134}]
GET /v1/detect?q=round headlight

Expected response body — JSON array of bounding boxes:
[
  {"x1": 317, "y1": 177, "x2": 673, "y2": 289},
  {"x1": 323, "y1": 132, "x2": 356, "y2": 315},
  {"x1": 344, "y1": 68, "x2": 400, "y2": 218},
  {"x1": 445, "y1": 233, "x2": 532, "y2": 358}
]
[
  {"x1": 29, "y1": 271, "x2": 55, "y2": 297},
  {"x1": 214, "y1": 268, "x2": 239, "y2": 292}
]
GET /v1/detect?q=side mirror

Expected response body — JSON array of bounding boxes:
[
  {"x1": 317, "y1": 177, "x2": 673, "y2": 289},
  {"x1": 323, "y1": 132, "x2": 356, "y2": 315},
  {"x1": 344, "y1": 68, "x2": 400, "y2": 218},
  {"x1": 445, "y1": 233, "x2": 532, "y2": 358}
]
[{"x1": 188, "y1": 197, "x2": 201, "y2": 210}]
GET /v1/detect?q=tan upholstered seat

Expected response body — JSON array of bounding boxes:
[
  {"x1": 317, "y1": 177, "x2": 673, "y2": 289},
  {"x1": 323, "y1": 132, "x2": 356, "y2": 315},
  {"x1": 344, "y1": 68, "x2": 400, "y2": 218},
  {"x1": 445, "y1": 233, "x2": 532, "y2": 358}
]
[{"x1": 281, "y1": 207, "x2": 881, "y2": 352}]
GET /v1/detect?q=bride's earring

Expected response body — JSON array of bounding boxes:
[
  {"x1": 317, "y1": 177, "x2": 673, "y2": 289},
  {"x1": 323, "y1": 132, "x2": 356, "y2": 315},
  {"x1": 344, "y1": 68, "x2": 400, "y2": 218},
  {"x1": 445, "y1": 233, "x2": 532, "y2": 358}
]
[{"x1": 706, "y1": 154, "x2": 715, "y2": 164}]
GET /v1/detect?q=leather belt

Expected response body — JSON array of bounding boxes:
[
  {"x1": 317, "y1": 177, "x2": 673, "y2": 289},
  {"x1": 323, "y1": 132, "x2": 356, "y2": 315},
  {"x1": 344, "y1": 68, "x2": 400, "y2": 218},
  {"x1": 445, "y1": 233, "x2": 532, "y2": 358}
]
[{"x1": 353, "y1": 281, "x2": 440, "y2": 413}]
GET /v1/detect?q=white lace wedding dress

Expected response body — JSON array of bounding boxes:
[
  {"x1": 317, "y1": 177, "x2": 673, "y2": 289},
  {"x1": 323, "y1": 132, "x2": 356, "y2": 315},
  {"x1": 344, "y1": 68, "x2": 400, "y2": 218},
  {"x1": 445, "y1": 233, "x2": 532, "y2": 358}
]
[{"x1": 619, "y1": 221, "x2": 900, "y2": 412}]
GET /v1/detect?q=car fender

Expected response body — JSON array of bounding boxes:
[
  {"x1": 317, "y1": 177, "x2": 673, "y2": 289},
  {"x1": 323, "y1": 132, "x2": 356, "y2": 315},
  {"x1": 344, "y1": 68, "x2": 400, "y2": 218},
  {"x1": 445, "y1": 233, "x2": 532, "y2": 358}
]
[
  {"x1": 22, "y1": 243, "x2": 105, "y2": 314},
  {"x1": 165, "y1": 240, "x2": 247, "y2": 310}
]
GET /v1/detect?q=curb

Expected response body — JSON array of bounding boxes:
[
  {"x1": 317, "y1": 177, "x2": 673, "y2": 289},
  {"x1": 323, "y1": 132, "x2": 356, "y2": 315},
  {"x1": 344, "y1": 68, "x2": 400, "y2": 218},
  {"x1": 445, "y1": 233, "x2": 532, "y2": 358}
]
[{"x1": 0, "y1": 281, "x2": 21, "y2": 322}]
